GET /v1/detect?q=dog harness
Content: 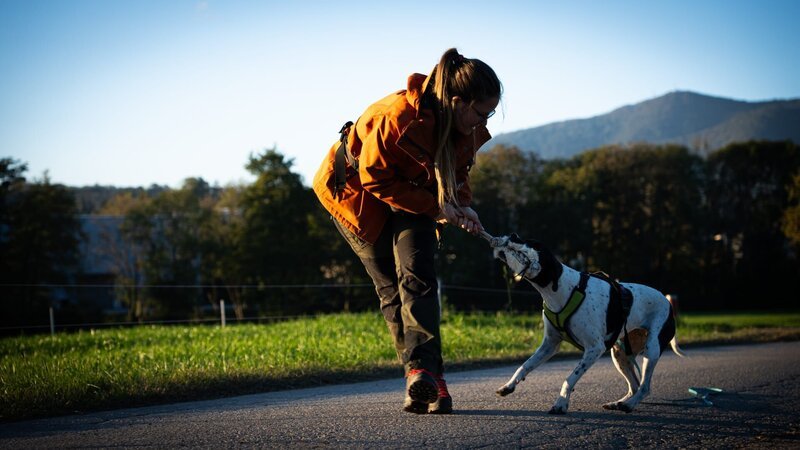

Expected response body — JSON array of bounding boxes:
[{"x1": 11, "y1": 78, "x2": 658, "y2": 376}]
[
  {"x1": 543, "y1": 272, "x2": 634, "y2": 352},
  {"x1": 543, "y1": 272, "x2": 589, "y2": 350}
]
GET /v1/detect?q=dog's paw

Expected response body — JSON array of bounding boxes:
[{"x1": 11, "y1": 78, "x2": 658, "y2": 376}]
[
  {"x1": 617, "y1": 403, "x2": 634, "y2": 413},
  {"x1": 547, "y1": 405, "x2": 567, "y2": 415},
  {"x1": 496, "y1": 385, "x2": 515, "y2": 397},
  {"x1": 603, "y1": 401, "x2": 635, "y2": 413}
]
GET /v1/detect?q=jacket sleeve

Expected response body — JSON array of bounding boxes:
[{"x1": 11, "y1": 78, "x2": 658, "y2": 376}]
[{"x1": 358, "y1": 118, "x2": 440, "y2": 218}]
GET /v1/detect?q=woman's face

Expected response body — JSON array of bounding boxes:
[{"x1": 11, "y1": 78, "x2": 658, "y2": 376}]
[{"x1": 452, "y1": 95, "x2": 499, "y2": 135}]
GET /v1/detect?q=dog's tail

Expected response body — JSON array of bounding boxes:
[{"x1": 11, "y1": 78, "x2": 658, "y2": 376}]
[
  {"x1": 665, "y1": 295, "x2": 686, "y2": 358},
  {"x1": 656, "y1": 311, "x2": 686, "y2": 357},
  {"x1": 670, "y1": 335, "x2": 686, "y2": 358}
]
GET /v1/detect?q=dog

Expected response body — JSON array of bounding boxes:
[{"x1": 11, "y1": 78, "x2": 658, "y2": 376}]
[{"x1": 490, "y1": 233, "x2": 684, "y2": 414}]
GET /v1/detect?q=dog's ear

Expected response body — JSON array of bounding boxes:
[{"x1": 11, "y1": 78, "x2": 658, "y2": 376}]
[
  {"x1": 509, "y1": 233, "x2": 524, "y2": 244},
  {"x1": 526, "y1": 239, "x2": 544, "y2": 251},
  {"x1": 529, "y1": 242, "x2": 563, "y2": 291}
]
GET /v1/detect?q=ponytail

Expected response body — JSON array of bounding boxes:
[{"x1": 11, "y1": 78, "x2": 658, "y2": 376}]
[{"x1": 428, "y1": 48, "x2": 502, "y2": 212}]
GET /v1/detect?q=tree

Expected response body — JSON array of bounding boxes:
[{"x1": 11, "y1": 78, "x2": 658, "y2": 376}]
[
  {"x1": 705, "y1": 140, "x2": 800, "y2": 307},
  {"x1": 435, "y1": 145, "x2": 547, "y2": 311},
  {"x1": 120, "y1": 178, "x2": 217, "y2": 319},
  {"x1": 471, "y1": 144, "x2": 543, "y2": 232},
  {"x1": 534, "y1": 157, "x2": 595, "y2": 264},
  {"x1": 237, "y1": 149, "x2": 330, "y2": 314},
  {"x1": 0, "y1": 160, "x2": 82, "y2": 328},
  {"x1": 201, "y1": 184, "x2": 249, "y2": 319},
  {"x1": 572, "y1": 145, "x2": 705, "y2": 294},
  {"x1": 96, "y1": 192, "x2": 148, "y2": 322},
  {"x1": 782, "y1": 171, "x2": 800, "y2": 246}
]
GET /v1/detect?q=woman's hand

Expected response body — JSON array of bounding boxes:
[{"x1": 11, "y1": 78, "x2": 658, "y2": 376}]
[
  {"x1": 435, "y1": 204, "x2": 483, "y2": 235},
  {"x1": 456, "y1": 206, "x2": 484, "y2": 235},
  {"x1": 434, "y1": 203, "x2": 462, "y2": 224}
]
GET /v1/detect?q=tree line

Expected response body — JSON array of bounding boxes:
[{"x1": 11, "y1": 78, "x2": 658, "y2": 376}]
[{"x1": 2, "y1": 140, "x2": 799, "y2": 329}]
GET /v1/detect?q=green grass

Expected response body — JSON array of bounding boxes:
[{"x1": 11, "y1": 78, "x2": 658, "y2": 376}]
[
  {"x1": 675, "y1": 311, "x2": 800, "y2": 342},
  {"x1": 2, "y1": 311, "x2": 799, "y2": 421}
]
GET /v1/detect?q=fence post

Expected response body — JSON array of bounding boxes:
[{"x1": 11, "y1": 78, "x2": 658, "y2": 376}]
[
  {"x1": 49, "y1": 306, "x2": 55, "y2": 336},
  {"x1": 220, "y1": 299, "x2": 226, "y2": 328}
]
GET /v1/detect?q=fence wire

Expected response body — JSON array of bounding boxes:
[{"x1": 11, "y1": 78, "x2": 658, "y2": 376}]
[{"x1": 1, "y1": 282, "x2": 540, "y2": 333}]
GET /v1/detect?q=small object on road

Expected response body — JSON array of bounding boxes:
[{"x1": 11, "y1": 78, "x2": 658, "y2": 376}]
[{"x1": 688, "y1": 387, "x2": 723, "y2": 406}]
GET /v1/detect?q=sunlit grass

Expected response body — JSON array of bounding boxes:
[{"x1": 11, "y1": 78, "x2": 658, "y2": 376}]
[
  {"x1": 1, "y1": 311, "x2": 798, "y2": 421},
  {"x1": 675, "y1": 311, "x2": 800, "y2": 342}
]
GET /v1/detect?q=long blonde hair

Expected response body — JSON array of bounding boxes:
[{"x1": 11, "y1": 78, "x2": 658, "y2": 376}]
[{"x1": 429, "y1": 48, "x2": 502, "y2": 211}]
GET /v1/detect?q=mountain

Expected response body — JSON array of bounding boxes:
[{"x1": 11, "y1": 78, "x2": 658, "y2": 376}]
[{"x1": 488, "y1": 91, "x2": 800, "y2": 159}]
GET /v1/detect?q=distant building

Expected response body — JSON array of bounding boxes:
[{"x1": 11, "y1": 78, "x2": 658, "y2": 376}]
[{"x1": 72, "y1": 215, "x2": 135, "y2": 316}]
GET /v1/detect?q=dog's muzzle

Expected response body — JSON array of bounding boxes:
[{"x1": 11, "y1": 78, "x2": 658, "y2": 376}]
[{"x1": 481, "y1": 231, "x2": 539, "y2": 278}]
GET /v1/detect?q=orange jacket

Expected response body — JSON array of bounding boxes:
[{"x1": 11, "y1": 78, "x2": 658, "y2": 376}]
[{"x1": 312, "y1": 73, "x2": 492, "y2": 244}]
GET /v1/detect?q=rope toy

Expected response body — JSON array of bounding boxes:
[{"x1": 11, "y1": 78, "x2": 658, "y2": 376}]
[
  {"x1": 477, "y1": 229, "x2": 540, "y2": 277},
  {"x1": 478, "y1": 230, "x2": 506, "y2": 248}
]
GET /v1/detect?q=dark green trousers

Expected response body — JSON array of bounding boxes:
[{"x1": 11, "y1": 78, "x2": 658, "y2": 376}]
[{"x1": 333, "y1": 211, "x2": 442, "y2": 375}]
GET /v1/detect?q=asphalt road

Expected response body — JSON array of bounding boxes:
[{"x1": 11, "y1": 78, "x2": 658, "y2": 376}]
[{"x1": 2, "y1": 341, "x2": 799, "y2": 449}]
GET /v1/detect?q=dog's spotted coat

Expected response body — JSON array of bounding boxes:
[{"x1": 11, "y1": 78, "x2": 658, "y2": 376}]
[{"x1": 492, "y1": 234, "x2": 684, "y2": 414}]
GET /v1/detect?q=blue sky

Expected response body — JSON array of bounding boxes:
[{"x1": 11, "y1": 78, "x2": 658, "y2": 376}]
[{"x1": 2, "y1": 0, "x2": 798, "y2": 188}]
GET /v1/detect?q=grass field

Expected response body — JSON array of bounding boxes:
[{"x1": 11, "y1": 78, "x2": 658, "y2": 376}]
[{"x1": 2, "y1": 311, "x2": 799, "y2": 421}]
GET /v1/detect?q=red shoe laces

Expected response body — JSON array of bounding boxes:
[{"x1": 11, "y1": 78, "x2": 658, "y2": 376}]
[{"x1": 407, "y1": 368, "x2": 432, "y2": 377}]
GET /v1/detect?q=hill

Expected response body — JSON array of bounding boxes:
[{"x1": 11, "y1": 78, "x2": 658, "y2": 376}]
[{"x1": 489, "y1": 91, "x2": 800, "y2": 158}]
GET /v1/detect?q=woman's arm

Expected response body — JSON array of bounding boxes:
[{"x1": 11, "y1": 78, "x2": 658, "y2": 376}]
[{"x1": 358, "y1": 120, "x2": 440, "y2": 218}]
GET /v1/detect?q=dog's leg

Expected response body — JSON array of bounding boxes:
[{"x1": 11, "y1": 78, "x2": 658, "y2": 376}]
[
  {"x1": 496, "y1": 333, "x2": 560, "y2": 397},
  {"x1": 603, "y1": 344, "x2": 640, "y2": 410},
  {"x1": 549, "y1": 344, "x2": 605, "y2": 414},
  {"x1": 616, "y1": 333, "x2": 662, "y2": 413}
]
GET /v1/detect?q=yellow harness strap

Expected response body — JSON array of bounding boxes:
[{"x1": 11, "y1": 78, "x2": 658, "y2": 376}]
[{"x1": 543, "y1": 272, "x2": 590, "y2": 350}]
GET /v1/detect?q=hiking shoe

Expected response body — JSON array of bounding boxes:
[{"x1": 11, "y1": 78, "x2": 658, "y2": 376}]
[
  {"x1": 428, "y1": 374, "x2": 453, "y2": 414},
  {"x1": 405, "y1": 369, "x2": 439, "y2": 405},
  {"x1": 403, "y1": 395, "x2": 429, "y2": 414}
]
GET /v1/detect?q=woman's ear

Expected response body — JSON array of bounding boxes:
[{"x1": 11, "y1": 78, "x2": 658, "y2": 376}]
[{"x1": 450, "y1": 96, "x2": 462, "y2": 108}]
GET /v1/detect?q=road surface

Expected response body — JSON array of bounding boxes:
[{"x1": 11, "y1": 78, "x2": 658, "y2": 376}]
[{"x1": 2, "y1": 341, "x2": 799, "y2": 448}]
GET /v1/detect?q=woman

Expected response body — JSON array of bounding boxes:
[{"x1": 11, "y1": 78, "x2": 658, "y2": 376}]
[{"x1": 313, "y1": 48, "x2": 502, "y2": 414}]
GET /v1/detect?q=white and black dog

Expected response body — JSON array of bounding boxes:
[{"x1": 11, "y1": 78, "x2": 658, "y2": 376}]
[{"x1": 490, "y1": 233, "x2": 684, "y2": 414}]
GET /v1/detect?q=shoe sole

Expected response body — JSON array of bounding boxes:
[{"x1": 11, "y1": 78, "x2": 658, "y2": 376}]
[
  {"x1": 403, "y1": 400, "x2": 429, "y2": 414},
  {"x1": 407, "y1": 378, "x2": 439, "y2": 404},
  {"x1": 428, "y1": 397, "x2": 453, "y2": 414}
]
